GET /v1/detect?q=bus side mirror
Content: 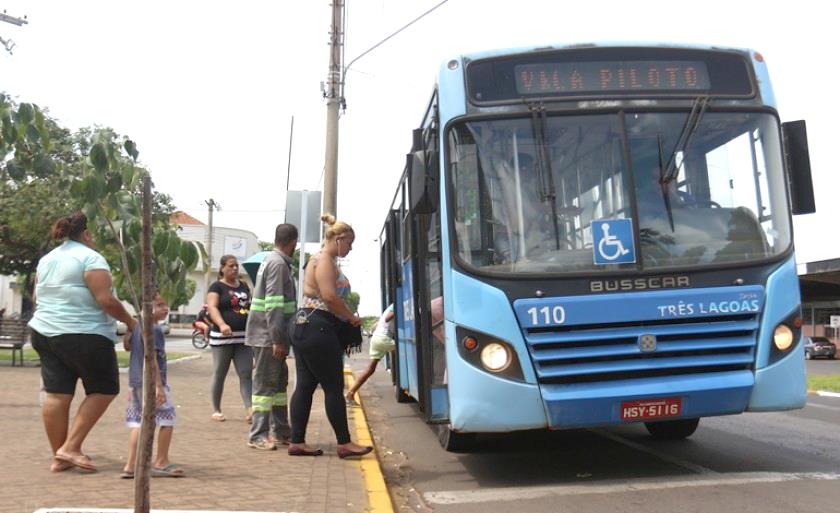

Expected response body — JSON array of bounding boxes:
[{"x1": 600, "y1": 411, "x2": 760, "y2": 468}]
[
  {"x1": 409, "y1": 149, "x2": 439, "y2": 214},
  {"x1": 782, "y1": 120, "x2": 816, "y2": 215}
]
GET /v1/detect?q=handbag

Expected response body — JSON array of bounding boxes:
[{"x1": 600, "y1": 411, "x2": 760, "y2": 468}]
[{"x1": 336, "y1": 320, "x2": 363, "y2": 355}]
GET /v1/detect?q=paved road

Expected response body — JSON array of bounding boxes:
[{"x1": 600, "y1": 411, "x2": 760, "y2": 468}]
[{"x1": 352, "y1": 356, "x2": 840, "y2": 513}]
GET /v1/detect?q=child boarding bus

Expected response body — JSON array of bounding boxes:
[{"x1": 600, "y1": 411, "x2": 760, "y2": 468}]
[{"x1": 379, "y1": 43, "x2": 816, "y2": 451}]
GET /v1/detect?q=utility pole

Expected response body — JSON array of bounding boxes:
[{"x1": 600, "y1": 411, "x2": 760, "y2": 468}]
[
  {"x1": 205, "y1": 199, "x2": 221, "y2": 290},
  {"x1": 286, "y1": 116, "x2": 294, "y2": 193},
  {"x1": 320, "y1": 1, "x2": 448, "y2": 217},
  {"x1": 322, "y1": 0, "x2": 344, "y2": 217},
  {"x1": 0, "y1": 11, "x2": 28, "y2": 55}
]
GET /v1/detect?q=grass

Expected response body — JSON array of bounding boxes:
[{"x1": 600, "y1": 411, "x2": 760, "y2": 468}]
[
  {"x1": 0, "y1": 347, "x2": 192, "y2": 367},
  {"x1": 807, "y1": 375, "x2": 840, "y2": 393}
]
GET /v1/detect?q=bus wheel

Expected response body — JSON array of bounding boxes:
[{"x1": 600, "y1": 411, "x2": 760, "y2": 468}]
[
  {"x1": 644, "y1": 418, "x2": 700, "y2": 440},
  {"x1": 437, "y1": 425, "x2": 475, "y2": 452}
]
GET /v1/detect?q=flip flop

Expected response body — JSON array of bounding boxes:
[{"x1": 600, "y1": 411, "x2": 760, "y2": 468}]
[
  {"x1": 345, "y1": 397, "x2": 360, "y2": 407},
  {"x1": 152, "y1": 464, "x2": 185, "y2": 478},
  {"x1": 119, "y1": 470, "x2": 134, "y2": 479},
  {"x1": 211, "y1": 412, "x2": 226, "y2": 422},
  {"x1": 54, "y1": 452, "x2": 97, "y2": 472},
  {"x1": 50, "y1": 459, "x2": 74, "y2": 473}
]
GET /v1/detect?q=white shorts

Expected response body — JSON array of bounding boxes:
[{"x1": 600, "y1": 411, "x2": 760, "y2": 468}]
[{"x1": 369, "y1": 334, "x2": 396, "y2": 360}]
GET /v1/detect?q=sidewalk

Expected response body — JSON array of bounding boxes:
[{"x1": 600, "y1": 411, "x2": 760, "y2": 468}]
[{"x1": 0, "y1": 353, "x2": 374, "y2": 513}]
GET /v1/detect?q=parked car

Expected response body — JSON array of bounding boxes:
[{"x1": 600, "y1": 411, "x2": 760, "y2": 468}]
[{"x1": 804, "y1": 336, "x2": 836, "y2": 360}]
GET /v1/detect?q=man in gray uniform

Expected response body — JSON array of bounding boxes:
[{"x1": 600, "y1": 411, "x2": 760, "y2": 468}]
[{"x1": 246, "y1": 223, "x2": 298, "y2": 450}]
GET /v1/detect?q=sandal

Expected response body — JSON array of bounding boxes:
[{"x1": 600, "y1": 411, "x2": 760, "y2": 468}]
[
  {"x1": 211, "y1": 412, "x2": 226, "y2": 422},
  {"x1": 119, "y1": 470, "x2": 134, "y2": 479},
  {"x1": 50, "y1": 459, "x2": 74, "y2": 473},
  {"x1": 54, "y1": 451, "x2": 97, "y2": 472},
  {"x1": 151, "y1": 464, "x2": 185, "y2": 478}
]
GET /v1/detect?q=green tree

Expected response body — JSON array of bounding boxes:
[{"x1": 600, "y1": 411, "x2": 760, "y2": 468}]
[
  {"x1": 0, "y1": 94, "x2": 199, "y2": 311},
  {"x1": 0, "y1": 95, "x2": 82, "y2": 302},
  {"x1": 345, "y1": 291, "x2": 360, "y2": 314}
]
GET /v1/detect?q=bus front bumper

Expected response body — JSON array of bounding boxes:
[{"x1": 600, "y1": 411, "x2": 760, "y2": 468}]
[{"x1": 540, "y1": 370, "x2": 754, "y2": 428}]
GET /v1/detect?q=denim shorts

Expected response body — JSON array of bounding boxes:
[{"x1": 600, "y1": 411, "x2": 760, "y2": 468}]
[{"x1": 31, "y1": 330, "x2": 119, "y2": 395}]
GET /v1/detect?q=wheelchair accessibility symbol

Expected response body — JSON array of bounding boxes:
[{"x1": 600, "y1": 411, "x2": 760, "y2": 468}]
[{"x1": 592, "y1": 219, "x2": 636, "y2": 265}]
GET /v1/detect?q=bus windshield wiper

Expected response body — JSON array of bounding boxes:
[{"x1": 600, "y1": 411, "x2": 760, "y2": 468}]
[
  {"x1": 527, "y1": 102, "x2": 563, "y2": 250},
  {"x1": 656, "y1": 96, "x2": 710, "y2": 231},
  {"x1": 657, "y1": 134, "x2": 676, "y2": 232},
  {"x1": 661, "y1": 95, "x2": 710, "y2": 186}
]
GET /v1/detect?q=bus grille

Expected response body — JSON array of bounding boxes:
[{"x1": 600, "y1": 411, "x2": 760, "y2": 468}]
[{"x1": 523, "y1": 314, "x2": 758, "y2": 384}]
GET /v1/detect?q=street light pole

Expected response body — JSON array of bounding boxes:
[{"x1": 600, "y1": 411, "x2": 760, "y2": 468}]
[
  {"x1": 322, "y1": 0, "x2": 344, "y2": 217},
  {"x1": 321, "y1": 0, "x2": 448, "y2": 218},
  {"x1": 205, "y1": 198, "x2": 221, "y2": 290}
]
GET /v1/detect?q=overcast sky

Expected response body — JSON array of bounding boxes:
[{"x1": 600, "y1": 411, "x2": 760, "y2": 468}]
[{"x1": 2, "y1": 0, "x2": 836, "y2": 315}]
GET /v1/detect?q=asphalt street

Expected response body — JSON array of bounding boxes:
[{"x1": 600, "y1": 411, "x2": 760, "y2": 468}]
[{"x1": 352, "y1": 354, "x2": 840, "y2": 513}]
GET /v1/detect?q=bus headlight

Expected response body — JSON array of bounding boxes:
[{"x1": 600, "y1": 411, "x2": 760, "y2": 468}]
[
  {"x1": 773, "y1": 324, "x2": 794, "y2": 351},
  {"x1": 480, "y1": 343, "x2": 511, "y2": 372},
  {"x1": 455, "y1": 326, "x2": 524, "y2": 381}
]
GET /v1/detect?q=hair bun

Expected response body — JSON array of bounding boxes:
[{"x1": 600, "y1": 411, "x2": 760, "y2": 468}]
[{"x1": 320, "y1": 213, "x2": 336, "y2": 226}]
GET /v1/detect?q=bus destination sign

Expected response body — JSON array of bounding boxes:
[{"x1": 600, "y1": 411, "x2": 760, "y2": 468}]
[{"x1": 514, "y1": 60, "x2": 711, "y2": 95}]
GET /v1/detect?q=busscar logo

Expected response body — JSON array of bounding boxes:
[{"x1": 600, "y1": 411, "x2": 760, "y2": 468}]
[{"x1": 590, "y1": 275, "x2": 690, "y2": 292}]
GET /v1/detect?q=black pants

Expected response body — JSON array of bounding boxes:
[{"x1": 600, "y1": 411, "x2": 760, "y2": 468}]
[{"x1": 289, "y1": 310, "x2": 350, "y2": 444}]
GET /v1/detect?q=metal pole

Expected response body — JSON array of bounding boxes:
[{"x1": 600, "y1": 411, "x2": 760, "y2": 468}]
[
  {"x1": 286, "y1": 116, "x2": 294, "y2": 193},
  {"x1": 297, "y1": 192, "x2": 309, "y2": 305},
  {"x1": 323, "y1": 0, "x2": 344, "y2": 217},
  {"x1": 205, "y1": 199, "x2": 220, "y2": 291}
]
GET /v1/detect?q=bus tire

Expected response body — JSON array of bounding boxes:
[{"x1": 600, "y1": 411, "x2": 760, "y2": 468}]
[
  {"x1": 644, "y1": 418, "x2": 700, "y2": 440},
  {"x1": 437, "y1": 425, "x2": 475, "y2": 452}
]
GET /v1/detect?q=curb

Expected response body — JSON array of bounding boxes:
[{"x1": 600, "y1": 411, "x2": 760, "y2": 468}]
[
  {"x1": 816, "y1": 390, "x2": 840, "y2": 398},
  {"x1": 117, "y1": 354, "x2": 202, "y2": 373},
  {"x1": 344, "y1": 368, "x2": 396, "y2": 513}
]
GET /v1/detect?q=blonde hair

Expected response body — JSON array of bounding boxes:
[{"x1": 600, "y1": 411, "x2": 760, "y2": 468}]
[{"x1": 321, "y1": 213, "x2": 354, "y2": 241}]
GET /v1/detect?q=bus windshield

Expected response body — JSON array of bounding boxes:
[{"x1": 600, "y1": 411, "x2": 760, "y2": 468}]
[{"x1": 448, "y1": 111, "x2": 791, "y2": 274}]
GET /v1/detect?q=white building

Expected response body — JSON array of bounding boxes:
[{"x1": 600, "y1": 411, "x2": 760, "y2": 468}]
[{"x1": 170, "y1": 211, "x2": 261, "y2": 323}]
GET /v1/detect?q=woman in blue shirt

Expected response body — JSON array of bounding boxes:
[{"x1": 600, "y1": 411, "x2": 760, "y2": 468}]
[{"x1": 29, "y1": 212, "x2": 137, "y2": 473}]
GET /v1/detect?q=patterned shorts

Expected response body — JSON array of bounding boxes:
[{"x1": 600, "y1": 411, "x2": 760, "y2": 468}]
[{"x1": 125, "y1": 385, "x2": 176, "y2": 428}]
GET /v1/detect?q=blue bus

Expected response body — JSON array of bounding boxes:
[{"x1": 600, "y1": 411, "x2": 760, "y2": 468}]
[{"x1": 379, "y1": 43, "x2": 816, "y2": 451}]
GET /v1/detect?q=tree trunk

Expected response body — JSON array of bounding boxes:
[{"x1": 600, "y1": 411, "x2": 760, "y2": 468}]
[{"x1": 133, "y1": 176, "x2": 156, "y2": 512}]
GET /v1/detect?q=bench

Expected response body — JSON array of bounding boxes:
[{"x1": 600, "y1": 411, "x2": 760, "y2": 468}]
[{"x1": 0, "y1": 319, "x2": 28, "y2": 367}]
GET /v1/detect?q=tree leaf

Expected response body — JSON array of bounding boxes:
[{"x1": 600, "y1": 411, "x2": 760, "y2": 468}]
[
  {"x1": 33, "y1": 154, "x2": 56, "y2": 178},
  {"x1": 153, "y1": 232, "x2": 168, "y2": 255},
  {"x1": 25, "y1": 124, "x2": 41, "y2": 144},
  {"x1": 90, "y1": 143, "x2": 109, "y2": 173},
  {"x1": 2, "y1": 115, "x2": 16, "y2": 144},
  {"x1": 180, "y1": 240, "x2": 198, "y2": 270},
  {"x1": 105, "y1": 171, "x2": 123, "y2": 193},
  {"x1": 165, "y1": 232, "x2": 181, "y2": 261},
  {"x1": 6, "y1": 159, "x2": 25, "y2": 180},
  {"x1": 14, "y1": 103, "x2": 33, "y2": 124},
  {"x1": 124, "y1": 139, "x2": 139, "y2": 161}
]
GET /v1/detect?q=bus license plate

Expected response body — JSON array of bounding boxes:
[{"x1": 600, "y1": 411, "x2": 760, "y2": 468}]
[{"x1": 620, "y1": 397, "x2": 682, "y2": 421}]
